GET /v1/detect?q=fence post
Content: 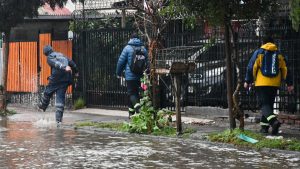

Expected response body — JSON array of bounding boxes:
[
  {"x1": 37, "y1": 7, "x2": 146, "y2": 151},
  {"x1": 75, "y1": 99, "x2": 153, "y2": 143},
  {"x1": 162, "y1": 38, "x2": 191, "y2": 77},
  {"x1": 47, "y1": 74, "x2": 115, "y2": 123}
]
[
  {"x1": 0, "y1": 38, "x2": 2, "y2": 86},
  {"x1": 82, "y1": 31, "x2": 87, "y2": 103}
]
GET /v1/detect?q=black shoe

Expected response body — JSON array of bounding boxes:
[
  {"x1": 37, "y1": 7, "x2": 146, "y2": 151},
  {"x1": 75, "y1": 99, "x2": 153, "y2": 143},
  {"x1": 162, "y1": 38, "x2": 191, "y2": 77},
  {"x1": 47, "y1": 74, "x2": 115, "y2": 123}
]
[
  {"x1": 57, "y1": 122, "x2": 62, "y2": 128},
  {"x1": 134, "y1": 105, "x2": 141, "y2": 114},
  {"x1": 271, "y1": 120, "x2": 281, "y2": 135},
  {"x1": 260, "y1": 126, "x2": 269, "y2": 133},
  {"x1": 37, "y1": 103, "x2": 46, "y2": 112},
  {"x1": 129, "y1": 112, "x2": 135, "y2": 119}
]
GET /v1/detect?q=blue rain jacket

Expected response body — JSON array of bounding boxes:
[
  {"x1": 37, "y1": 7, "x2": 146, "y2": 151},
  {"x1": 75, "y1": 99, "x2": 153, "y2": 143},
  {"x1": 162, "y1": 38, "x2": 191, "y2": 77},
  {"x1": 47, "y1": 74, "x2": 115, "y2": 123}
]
[
  {"x1": 116, "y1": 38, "x2": 149, "y2": 80},
  {"x1": 47, "y1": 52, "x2": 78, "y2": 84}
]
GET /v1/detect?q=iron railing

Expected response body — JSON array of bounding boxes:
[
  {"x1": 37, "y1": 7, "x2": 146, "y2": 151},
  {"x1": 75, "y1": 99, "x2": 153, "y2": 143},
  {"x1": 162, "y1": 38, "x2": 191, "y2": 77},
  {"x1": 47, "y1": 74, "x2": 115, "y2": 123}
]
[{"x1": 73, "y1": 24, "x2": 300, "y2": 114}]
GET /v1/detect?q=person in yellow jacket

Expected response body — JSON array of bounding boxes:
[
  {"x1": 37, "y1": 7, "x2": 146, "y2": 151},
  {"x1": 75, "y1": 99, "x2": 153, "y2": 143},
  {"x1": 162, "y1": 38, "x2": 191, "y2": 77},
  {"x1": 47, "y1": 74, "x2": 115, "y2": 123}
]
[{"x1": 244, "y1": 36, "x2": 294, "y2": 135}]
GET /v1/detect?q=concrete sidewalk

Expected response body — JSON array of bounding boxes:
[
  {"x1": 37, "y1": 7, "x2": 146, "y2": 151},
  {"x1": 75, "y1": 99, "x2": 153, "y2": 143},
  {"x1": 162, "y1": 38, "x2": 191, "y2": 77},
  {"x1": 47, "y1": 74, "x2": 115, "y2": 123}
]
[
  {"x1": 70, "y1": 107, "x2": 300, "y2": 139},
  {"x1": 70, "y1": 108, "x2": 215, "y2": 125},
  {"x1": 7, "y1": 105, "x2": 300, "y2": 139}
]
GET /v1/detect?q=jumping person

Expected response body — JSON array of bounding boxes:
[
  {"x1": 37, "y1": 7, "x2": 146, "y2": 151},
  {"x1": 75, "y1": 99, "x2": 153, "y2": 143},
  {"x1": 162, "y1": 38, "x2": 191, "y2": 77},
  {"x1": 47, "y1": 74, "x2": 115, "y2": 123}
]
[{"x1": 38, "y1": 45, "x2": 79, "y2": 127}]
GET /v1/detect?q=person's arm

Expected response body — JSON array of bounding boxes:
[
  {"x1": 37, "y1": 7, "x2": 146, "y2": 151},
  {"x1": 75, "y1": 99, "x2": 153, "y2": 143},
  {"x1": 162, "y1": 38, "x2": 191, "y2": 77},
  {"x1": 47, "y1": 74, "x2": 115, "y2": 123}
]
[
  {"x1": 67, "y1": 57, "x2": 79, "y2": 74},
  {"x1": 116, "y1": 46, "x2": 128, "y2": 77},
  {"x1": 279, "y1": 53, "x2": 293, "y2": 92},
  {"x1": 244, "y1": 49, "x2": 260, "y2": 88},
  {"x1": 47, "y1": 55, "x2": 67, "y2": 71}
]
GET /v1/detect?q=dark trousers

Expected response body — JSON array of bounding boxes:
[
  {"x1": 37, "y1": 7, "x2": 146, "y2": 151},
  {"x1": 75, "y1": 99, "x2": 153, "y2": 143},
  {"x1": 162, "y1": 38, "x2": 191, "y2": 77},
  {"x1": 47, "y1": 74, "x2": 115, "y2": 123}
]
[
  {"x1": 40, "y1": 82, "x2": 69, "y2": 122},
  {"x1": 256, "y1": 86, "x2": 278, "y2": 126},
  {"x1": 126, "y1": 80, "x2": 141, "y2": 113}
]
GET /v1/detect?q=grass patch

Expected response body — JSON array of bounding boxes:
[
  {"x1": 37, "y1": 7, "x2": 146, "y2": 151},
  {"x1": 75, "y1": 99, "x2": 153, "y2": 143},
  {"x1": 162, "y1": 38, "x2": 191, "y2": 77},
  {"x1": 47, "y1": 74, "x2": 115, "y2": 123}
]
[
  {"x1": 75, "y1": 121, "x2": 197, "y2": 137},
  {"x1": 74, "y1": 97, "x2": 85, "y2": 110},
  {"x1": 208, "y1": 129, "x2": 300, "y2": 151},
  {"x1": 0, "y1": 109, "x2": 17, "y2": 117},
  {"x1": 75, "y1": 121, "x2": 124, "y2": 131}
]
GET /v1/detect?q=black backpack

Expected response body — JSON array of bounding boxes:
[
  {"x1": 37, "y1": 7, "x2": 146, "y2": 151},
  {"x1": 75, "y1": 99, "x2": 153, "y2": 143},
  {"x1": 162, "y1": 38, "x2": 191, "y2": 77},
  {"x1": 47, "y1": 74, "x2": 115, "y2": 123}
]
[
  {"x1": 260, "y1": 49, "x2": 280, "y2": 77},
  {"x1": 130, "y1": 46, "x2": 146, "y2": 75}
]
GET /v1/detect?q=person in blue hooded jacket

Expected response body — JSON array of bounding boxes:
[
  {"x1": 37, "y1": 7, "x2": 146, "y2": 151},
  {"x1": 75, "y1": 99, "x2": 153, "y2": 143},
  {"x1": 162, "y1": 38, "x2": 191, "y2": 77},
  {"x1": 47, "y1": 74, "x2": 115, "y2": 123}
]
[
  {"x1": 38, "y1": 45, "x2": 79, "y2": 127},
  {"x1": 116, "y1": 33, "x2": 149, "y2": 118}
]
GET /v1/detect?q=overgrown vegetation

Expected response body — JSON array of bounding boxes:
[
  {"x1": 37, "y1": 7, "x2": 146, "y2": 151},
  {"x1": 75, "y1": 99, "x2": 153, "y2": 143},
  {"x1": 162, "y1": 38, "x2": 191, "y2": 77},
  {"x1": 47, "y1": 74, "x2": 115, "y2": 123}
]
[
  {"x1": 75, "y1": 75, "x2": 196, "y2": 137},
  {"x1": 74, "y1": 97, "x2": 85, "y2": 110},
  {"x1": 75, "y1": 121, "x2": 196, "y2": 137},
  {"x1": 0, "y1": 109, "x2": 17, "y2": 117},
  {"x1": 209, "y1": 129, "x2": 300, "y2": 151},
  {"x1": 122, "y1": 75, "x2": 177, "y2": 134}
]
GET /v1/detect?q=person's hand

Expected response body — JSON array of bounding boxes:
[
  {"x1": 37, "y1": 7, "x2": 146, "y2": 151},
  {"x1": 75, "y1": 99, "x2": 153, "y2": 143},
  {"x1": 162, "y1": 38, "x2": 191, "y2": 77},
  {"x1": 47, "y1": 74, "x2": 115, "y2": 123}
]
[
  {"x1": 244, "y1": 82, "x2": 253, "y2": 90},
  {"x1": 244, "y1": 82, "x2": 249, "y2": 89},
  {"x1": 65, "y1": 66, "x2": 72, "y2": 72},
  {"x1": 287, "y1": 85, "x2": 294, "y2": 93}
]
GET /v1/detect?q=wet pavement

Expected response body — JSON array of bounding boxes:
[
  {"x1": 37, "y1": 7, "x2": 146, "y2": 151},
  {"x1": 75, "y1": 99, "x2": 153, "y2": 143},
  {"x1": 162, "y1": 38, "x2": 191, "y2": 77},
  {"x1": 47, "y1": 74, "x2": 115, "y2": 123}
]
[{"x1": 0, "y1": 108, "x2": 300, "y2": 169}]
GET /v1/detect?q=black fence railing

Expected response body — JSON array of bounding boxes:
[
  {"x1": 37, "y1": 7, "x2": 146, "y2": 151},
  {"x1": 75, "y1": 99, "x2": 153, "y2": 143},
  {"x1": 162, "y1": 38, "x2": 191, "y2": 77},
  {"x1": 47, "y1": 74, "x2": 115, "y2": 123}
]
[
  {"x1": 73, "y1": 25, "x2": 300, "y2": 114},
  {"x1": 73, "y1": 29, "x2": 134, "y2": 109}
]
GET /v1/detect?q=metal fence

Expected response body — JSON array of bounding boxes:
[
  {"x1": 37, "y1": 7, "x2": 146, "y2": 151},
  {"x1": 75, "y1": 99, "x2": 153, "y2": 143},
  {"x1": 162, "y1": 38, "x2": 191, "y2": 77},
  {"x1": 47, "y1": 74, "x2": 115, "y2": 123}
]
[
  {"x1": 73, "y1": 29, "x2": 134, "y2": 109},
  {"x1": 73, "y1": 24, "x2": 300, "y2": 114},
  {"x1": 0, "y1": 39, "x2": 2, "y2": 85}
]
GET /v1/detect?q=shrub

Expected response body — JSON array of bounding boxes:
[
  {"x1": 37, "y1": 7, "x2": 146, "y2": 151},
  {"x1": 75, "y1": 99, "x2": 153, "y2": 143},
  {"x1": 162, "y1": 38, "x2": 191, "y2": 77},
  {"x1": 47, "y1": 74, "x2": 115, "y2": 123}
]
[{"x1": 74, "y1": 97, "x2": 85, "y2": 110}]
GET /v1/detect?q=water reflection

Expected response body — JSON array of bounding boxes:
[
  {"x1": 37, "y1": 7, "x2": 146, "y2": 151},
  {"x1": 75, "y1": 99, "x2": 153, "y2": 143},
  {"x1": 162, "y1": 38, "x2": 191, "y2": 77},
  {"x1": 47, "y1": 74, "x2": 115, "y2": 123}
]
[{"x1": 0, "y1": 117, "x2": 299, "y2": 169}]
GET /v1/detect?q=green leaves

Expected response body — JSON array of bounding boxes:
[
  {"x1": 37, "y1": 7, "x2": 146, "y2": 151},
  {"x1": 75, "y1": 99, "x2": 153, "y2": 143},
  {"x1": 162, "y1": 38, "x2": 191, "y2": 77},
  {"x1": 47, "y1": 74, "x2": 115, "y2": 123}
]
[
  {"x1": 122, "y1": 75, "x2": 176, "y2": 134},
  {"x1": 0, "y1": 0, "x2": 71, "y2": 32},
  {"x1": 289, "y1": 0, "x2": 300, "y2": 31},
  {"x1": 209, "y1": 129, "x2": 300, "y2": 151}
]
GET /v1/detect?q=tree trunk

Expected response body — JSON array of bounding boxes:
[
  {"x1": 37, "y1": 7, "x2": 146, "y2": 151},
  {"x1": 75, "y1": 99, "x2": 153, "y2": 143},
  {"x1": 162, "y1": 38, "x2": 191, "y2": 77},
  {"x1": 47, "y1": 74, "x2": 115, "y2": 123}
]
[
  {"x1": 149, "y1": 39, "x2": 162, "y2": 109},
  {"x1": 0, "y1": 30, "x2": 10, "y2": 111},
  {"x1": 224, "y1": 18, "x2": 235, "y2": 129},
  {"x1": 230, "y1": 26, "x2": 244, "y2": 130}
]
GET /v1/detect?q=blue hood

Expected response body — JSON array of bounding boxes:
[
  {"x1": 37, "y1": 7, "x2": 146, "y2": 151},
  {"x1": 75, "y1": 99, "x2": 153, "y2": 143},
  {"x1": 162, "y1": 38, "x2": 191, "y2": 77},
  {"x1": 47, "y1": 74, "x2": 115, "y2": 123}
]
[
  {"x1": 127, "y1": 38, "x2": 143, "y2": 46},
  {"x1": 43, "y1": 45, "x2": 53, "y2": 56}
]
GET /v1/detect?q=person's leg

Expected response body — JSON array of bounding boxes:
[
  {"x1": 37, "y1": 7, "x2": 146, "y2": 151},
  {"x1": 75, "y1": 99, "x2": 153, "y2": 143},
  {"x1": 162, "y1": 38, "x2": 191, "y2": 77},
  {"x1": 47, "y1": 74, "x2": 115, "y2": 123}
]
[
  {"x1": 38, "y1": 83, "x2": 56, "y2": 111},
  {"x1": 256, "y1": 86, "x2": 270, "y2": 133},
  {"x1": 55, "y1": 84, "x2": 68, "y2": 125},
  {"x1": 266, "y1": 87, "x2": 281, "y2": 135},
  {"x1": 126, "y1": 80, "x2": 141, "y2": 118},
  {"x1": 257, "y1": 86, "x2": 280, "y2": 134}
]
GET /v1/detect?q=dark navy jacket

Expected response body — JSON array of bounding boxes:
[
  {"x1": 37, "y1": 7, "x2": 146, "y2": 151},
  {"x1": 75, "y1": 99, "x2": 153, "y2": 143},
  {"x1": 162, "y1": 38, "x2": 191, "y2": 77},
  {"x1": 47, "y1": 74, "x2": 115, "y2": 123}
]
[
  {"x1": 47, "y1": 52, "x2": 78, "y2": 84},
  {"x1": 116, "y1": 38, "x2": 149, "y2": 80}
]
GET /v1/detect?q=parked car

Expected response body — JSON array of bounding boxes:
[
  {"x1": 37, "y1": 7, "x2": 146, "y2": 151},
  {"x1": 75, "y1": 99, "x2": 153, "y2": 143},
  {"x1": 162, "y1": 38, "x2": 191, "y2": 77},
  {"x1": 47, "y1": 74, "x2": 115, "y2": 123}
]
[
  {"x1": 159, "y1": 59, "x2": 237, "y2": 108},
  {"x1": 188, "y1": 60, "x2": 229, "y2": 107}
]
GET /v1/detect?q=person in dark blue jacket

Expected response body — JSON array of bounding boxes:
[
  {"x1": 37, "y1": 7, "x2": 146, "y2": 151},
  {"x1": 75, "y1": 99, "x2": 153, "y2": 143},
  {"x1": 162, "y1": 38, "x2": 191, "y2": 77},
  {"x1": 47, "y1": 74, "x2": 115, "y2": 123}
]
[
  {"x1": 116, "y1": 33, "x2": 149, "y2": 118},
  {"x1": 38, "y1": 45, "x2": 79, "y2": 127},
  {"x1": 244, "y1": 36, "x2": 293, "y2": 135}
]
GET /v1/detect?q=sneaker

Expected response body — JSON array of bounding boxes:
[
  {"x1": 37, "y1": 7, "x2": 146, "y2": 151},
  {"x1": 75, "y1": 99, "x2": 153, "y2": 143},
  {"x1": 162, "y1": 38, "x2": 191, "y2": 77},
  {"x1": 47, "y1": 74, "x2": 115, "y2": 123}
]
[
  {"x1": 134, "y1": 105, "x2": 141, "y2": 114},
  {"x1": 259, "y1": 126, "x2": 269, "y2": 133},
  {"x1": 129, "y1": 112, "x2": 135, "y2": 119},
  {"x1": 271, "y1": 120, "x2": 281, "y2": 135},
  {"x1": 57, "y1": 122, "x2": 62, "y2": 128},
  {"x1": 37, "y1": 103, "x2": 46, "y2": 112}
]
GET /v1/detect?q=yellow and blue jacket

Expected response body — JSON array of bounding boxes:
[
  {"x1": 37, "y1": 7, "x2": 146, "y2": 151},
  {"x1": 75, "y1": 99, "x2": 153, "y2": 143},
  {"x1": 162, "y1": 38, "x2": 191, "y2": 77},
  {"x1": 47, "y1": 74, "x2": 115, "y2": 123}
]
[{"x1": 245, "y1": 43, "x2": 292, "y2": 87}]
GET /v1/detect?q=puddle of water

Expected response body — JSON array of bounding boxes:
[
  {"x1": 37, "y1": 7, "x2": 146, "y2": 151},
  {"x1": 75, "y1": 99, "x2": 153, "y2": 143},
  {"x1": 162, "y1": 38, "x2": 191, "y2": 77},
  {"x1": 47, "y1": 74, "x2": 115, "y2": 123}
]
[
  {"x1": 0, "y1": 117, "x2": 300, "y2": 169},
  {"x1": 33, "y1": 114, "x2": 57, "y2": 129}
]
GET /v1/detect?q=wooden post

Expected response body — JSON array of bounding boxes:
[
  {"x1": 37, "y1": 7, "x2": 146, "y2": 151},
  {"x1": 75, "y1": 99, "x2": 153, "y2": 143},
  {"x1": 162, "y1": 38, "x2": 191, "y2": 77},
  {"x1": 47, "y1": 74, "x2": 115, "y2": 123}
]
[
  {"x1": 121, "y1": 9, "x2": 126, "y2": 29},
  {"x1": 173, "y1": 74, "x2": 182, "y2": 135},
  {"x1": 157, "y1": 62, "x2": 195, "y2": 135}
]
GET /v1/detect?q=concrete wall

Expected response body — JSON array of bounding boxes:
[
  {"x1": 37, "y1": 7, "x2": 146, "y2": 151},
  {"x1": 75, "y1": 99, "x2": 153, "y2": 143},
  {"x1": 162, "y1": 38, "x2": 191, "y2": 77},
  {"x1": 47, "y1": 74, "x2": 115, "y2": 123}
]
[{"x1": 10, "y1": 21, "x2": 70, "y2": 41}]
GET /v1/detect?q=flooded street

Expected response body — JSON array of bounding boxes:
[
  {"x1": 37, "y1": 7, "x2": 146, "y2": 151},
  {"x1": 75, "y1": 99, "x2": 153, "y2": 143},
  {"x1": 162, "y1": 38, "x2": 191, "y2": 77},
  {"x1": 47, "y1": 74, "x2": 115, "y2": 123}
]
[{"x1": 0, "y1": 111, "x2": 300, "y2": 169}]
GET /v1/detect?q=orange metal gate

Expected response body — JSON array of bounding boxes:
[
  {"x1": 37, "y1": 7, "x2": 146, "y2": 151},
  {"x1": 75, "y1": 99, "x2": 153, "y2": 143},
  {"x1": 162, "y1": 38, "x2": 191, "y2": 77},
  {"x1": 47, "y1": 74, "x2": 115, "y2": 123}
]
[{"x1": 6, "y1": 33, "x2": 72, "y2": 93}]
